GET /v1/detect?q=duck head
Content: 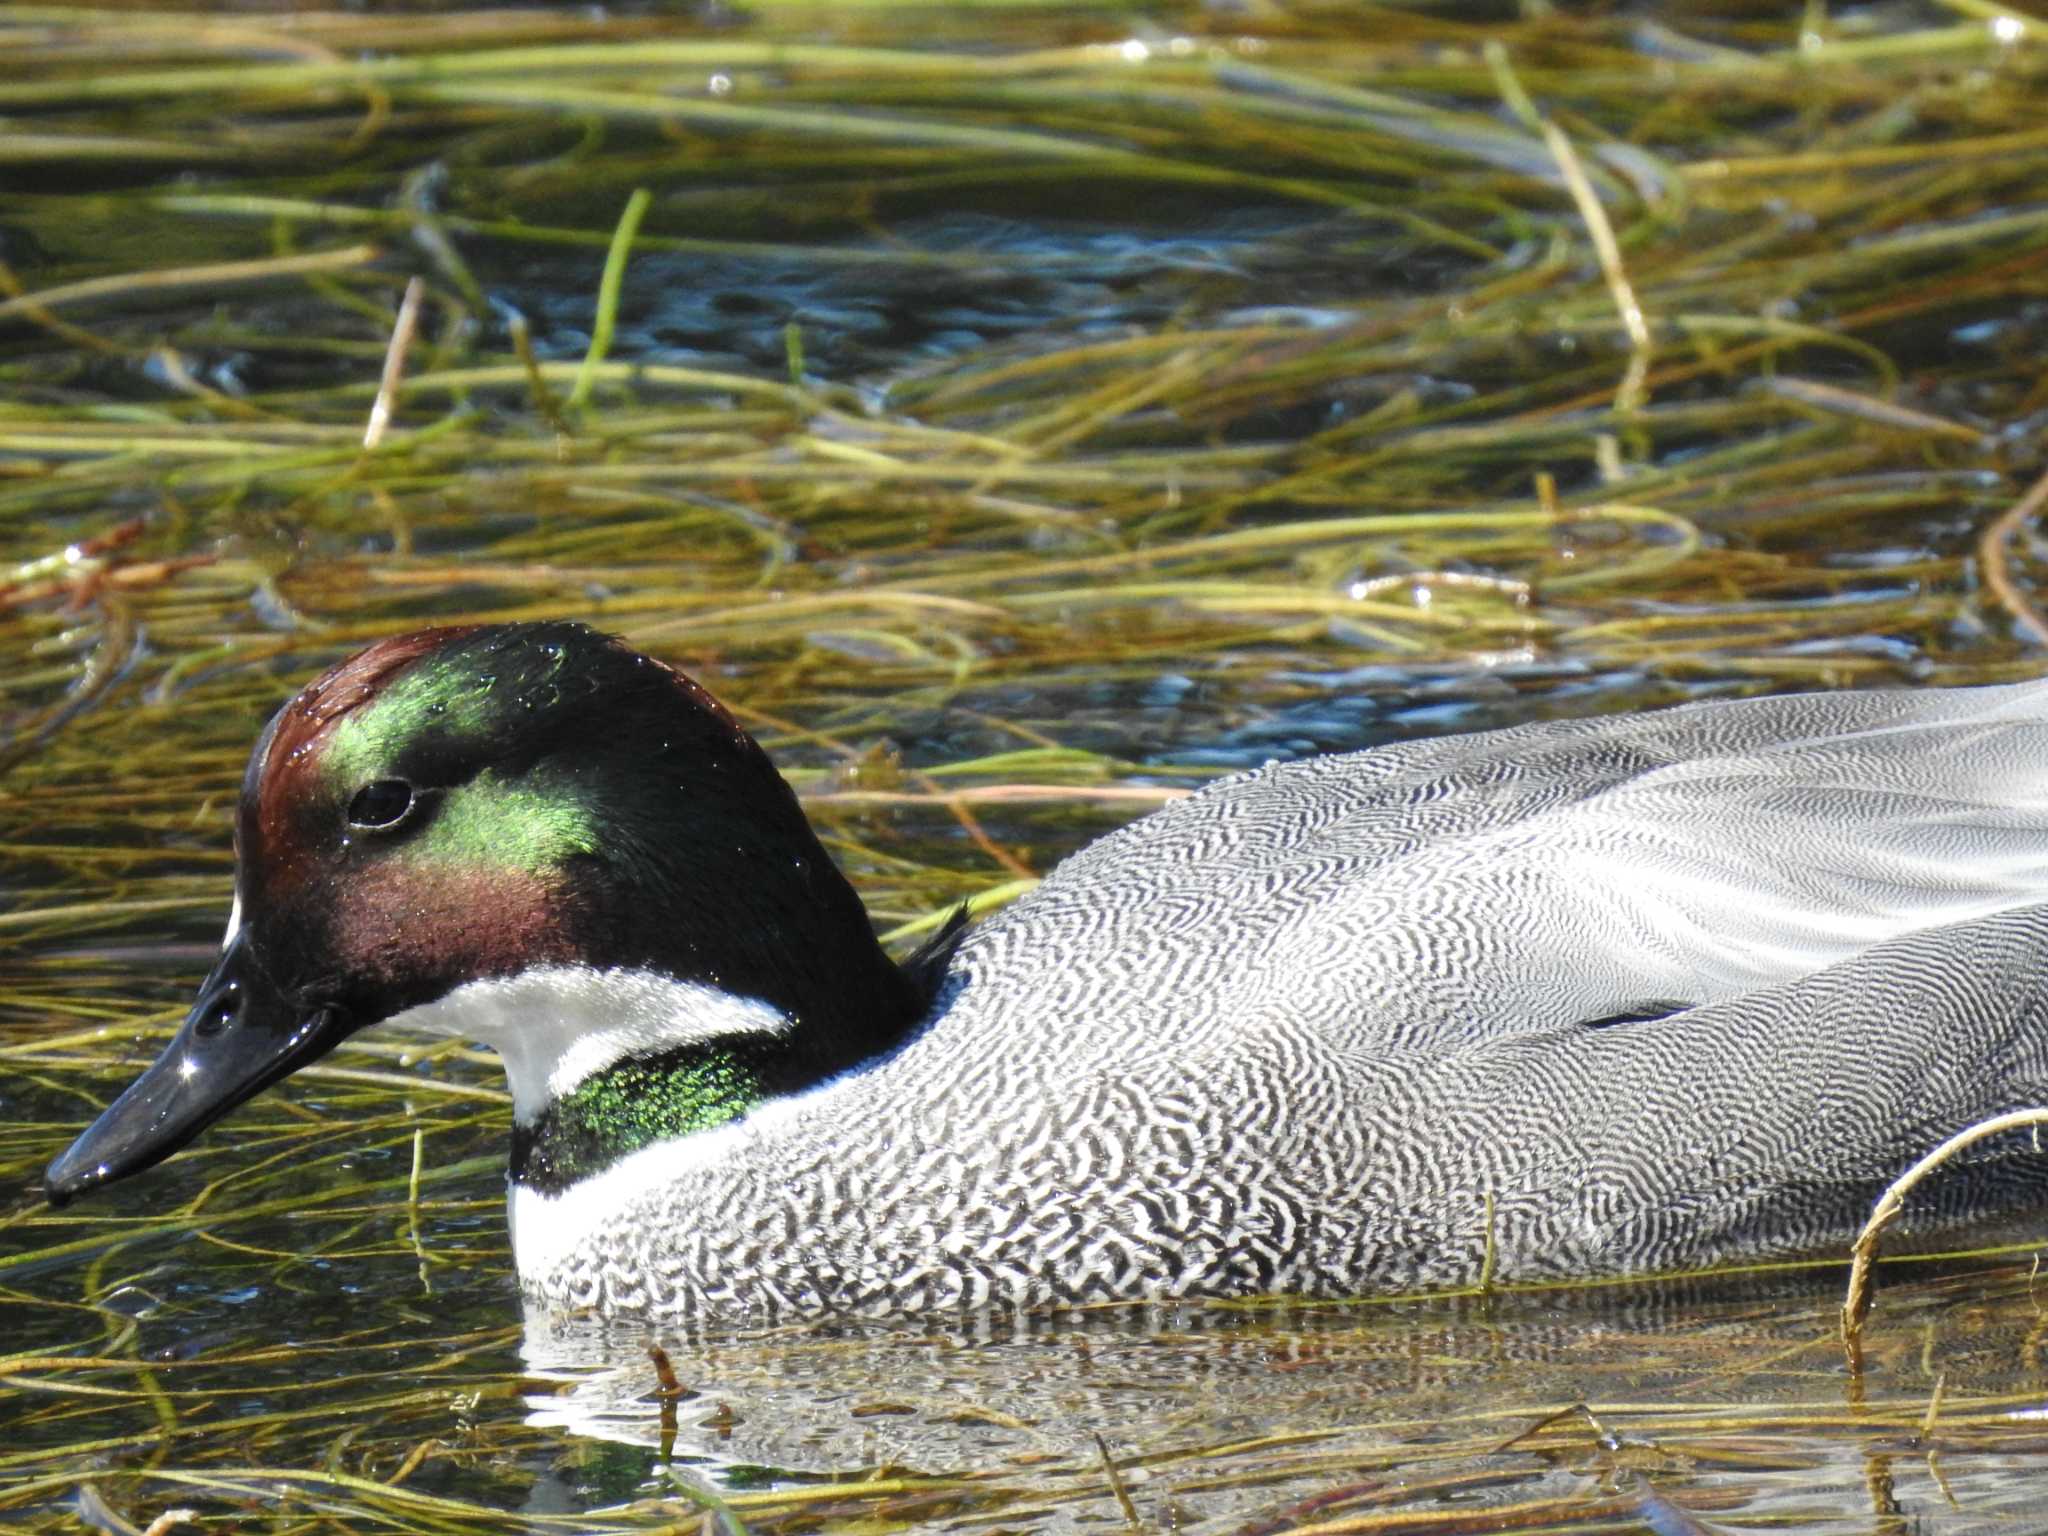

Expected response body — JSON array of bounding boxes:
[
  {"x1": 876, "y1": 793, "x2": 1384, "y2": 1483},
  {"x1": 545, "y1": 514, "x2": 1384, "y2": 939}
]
[{"x1": 47, "y1": 622, "x2": 942, "y2": 1204}]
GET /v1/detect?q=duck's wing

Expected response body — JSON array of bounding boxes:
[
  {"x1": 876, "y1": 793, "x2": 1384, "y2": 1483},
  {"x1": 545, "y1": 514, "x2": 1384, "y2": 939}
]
[
  {"x1": 966, "y1": 679, "x2": 2048, "y2": 1065},
  {"x1": 1088, "y1": 900, "x2": 2048, "y2": 1292},
  {"x1": 1492, "y1": 899, "x2": 2048, "y2": 1278}
]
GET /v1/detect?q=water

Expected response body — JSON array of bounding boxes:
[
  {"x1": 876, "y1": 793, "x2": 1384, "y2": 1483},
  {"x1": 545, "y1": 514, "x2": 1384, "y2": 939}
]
[
  {"x1": 7, "y1": 1, "x2": 2048, "y2": 1531},
  {"x1": 11, "y1": 1154, "x2": 2048, "y2": 1535}
]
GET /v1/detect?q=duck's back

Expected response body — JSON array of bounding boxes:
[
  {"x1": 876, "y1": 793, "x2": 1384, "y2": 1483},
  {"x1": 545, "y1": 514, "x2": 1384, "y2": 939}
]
[{"x1": 954, "y1": 677, "x2": 2048, "y2": 1068}]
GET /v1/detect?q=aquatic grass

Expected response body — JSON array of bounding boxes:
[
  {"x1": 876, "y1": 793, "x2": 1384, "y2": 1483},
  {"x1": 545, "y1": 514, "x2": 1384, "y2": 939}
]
[{"x1": 6, "y1": 0, "x2": 2048, "y2": 1531}]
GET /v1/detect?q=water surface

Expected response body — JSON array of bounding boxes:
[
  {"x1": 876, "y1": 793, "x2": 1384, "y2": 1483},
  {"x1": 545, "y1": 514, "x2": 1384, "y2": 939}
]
[{"x1": 6, "y1": 2, "x2": 2048, "y2": 1531}]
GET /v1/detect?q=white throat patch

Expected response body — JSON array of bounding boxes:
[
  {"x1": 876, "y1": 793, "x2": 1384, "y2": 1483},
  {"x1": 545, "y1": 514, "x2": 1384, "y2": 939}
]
[{"x1": 383, "y1": 967, "x2": 793, "y2": 1123}]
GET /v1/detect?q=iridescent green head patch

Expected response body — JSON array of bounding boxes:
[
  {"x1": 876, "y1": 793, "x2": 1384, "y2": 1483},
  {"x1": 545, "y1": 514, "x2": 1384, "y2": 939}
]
[
  {"x1": 251, "y1": 623, "x2": 693, "y2": 892},
  {"x1": 226, "y1": 620, "x2": 934, "y2": 1088}
]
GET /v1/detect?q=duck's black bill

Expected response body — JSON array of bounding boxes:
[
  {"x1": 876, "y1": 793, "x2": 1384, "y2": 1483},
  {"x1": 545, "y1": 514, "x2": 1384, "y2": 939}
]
[{"x1": 45, "y1": 929, "x2": 348, "y2": 1206}]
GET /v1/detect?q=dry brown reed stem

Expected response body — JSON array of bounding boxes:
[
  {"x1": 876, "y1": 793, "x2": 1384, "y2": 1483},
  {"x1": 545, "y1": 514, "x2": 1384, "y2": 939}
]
[
  {"x1": 1978, "y1": 464, "x2": 2048, "y2": 647},
  {"x1": 1760, "y1": 377, "x2": 1992, "y2": 446},
  {"x1": 1093, "y1": 1435, "x2": 1141, "y2": 1530},
  {"x1": 1840, "y1": 1107, "x2": 2048, "y2": 1351},
  {"x1": 362, "y1": 276, "x2": 425, "y2": 452},
  {"x1": 1542, "y1": 121, "x2": 1651, "y2": 422},
  {"x1": 0, "y1": 259, "x2": 125, "y2": 357}
]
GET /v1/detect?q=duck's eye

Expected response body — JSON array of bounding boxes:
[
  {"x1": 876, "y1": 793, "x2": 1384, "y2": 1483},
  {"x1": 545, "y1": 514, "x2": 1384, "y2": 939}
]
[{"x1": 347, "y1": 778, "x2": 416, "y2": 831}]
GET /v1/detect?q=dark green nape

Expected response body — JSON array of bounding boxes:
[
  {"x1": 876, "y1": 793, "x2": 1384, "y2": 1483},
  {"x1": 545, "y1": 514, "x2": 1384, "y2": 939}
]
[{"x1": 510, "y1": 1036, "x2": 785, "y2": 1195}]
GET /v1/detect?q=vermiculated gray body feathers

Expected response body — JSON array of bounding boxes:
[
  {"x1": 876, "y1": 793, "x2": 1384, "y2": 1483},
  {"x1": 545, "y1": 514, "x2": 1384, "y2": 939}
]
[{"x1": 525, "y1": 681, "x2": 2048, "y2": 1318}]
